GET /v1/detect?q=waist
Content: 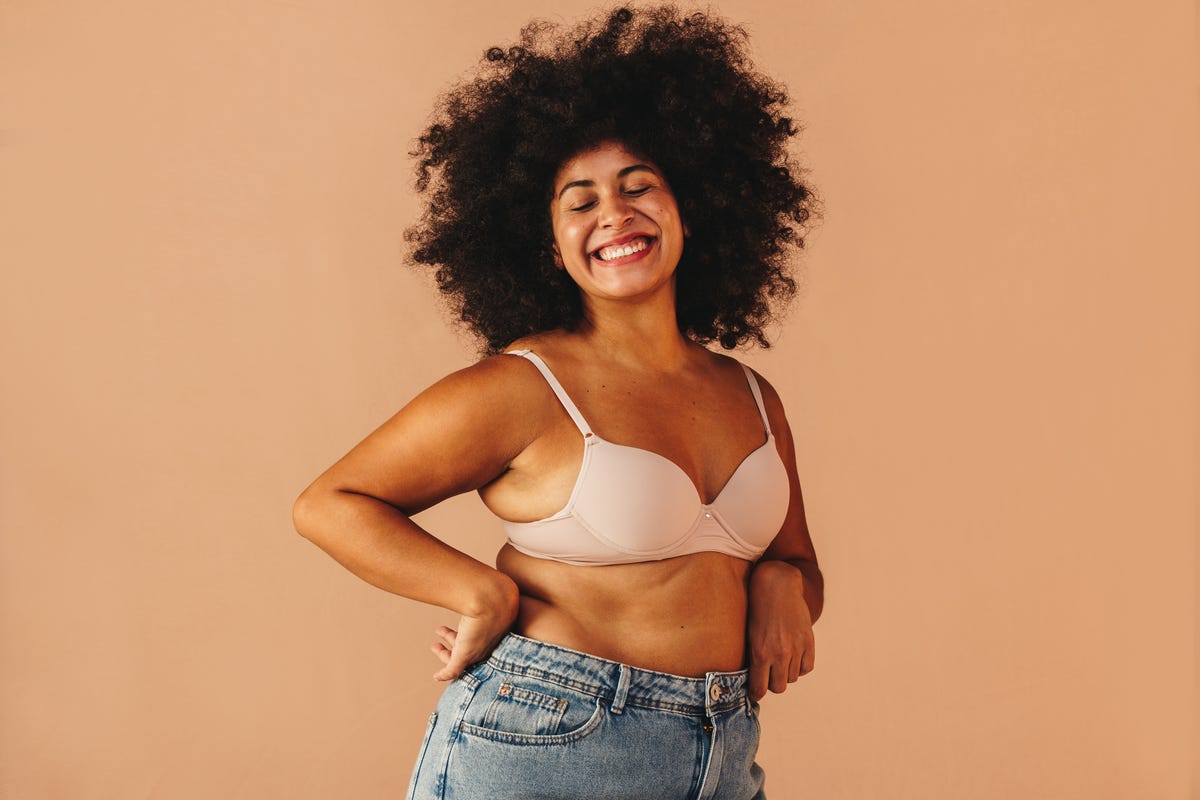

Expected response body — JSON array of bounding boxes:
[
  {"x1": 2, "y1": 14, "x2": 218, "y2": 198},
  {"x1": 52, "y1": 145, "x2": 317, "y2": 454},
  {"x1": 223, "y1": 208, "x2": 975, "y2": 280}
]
[
  {"x1": 483, "y1": 632, "x2": 750, "y2": 716},
  {"x1": 498, "y1": 545, "x2": 752, "y2": 674}
]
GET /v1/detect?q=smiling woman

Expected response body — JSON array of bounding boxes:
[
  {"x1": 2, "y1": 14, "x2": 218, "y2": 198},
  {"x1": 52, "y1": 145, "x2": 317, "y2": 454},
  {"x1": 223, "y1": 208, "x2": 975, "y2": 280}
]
[
  {"x1": 403, "y1": 4, "x2": 818, "y2": 353},
  {"x1": 549, "y1": 143, "x2": 687, "y2": 304},
  {"x1": 293, "y1": 4, "x2": 823, "y2": 799}
]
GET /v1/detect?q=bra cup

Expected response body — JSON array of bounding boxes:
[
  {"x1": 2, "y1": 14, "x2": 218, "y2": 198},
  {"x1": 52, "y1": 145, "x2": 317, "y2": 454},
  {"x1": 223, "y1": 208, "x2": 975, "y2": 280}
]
[
  {"x1": 709, "y1": 440, "x2": 791, "y2": 549},
  {"x1": 573, "y1": 441, "x2": 701, "y2": 553},
  {"x1": 499, "y1": 350, "x2": 793, "y2": 566}
]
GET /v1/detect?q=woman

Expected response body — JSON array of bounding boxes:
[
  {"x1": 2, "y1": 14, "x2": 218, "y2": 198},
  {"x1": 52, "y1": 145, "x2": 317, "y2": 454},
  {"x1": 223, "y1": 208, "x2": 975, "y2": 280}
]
[{"x1": 293, "y1": 6, "x2": 823, "y2": 799}]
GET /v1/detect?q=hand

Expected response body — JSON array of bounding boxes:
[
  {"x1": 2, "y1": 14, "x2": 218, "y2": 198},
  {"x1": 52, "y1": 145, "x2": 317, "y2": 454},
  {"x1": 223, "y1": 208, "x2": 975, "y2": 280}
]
[
  {"x1": 745, "y1": 559, "x2": 815, "y2": 702},
  {"x1": 430, "y1": 582, "x2": 519, "y2": 682}
]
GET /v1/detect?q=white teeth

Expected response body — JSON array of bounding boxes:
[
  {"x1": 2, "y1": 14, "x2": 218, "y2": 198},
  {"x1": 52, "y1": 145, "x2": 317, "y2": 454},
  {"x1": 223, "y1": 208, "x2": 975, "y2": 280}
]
[{"x1": 595, "y1": 237, "x2": 650, "y2": 261}]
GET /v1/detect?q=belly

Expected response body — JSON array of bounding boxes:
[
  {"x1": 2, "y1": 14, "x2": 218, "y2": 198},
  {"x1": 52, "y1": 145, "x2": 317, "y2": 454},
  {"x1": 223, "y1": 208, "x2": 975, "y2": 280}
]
[{"x1": 494, "y1": 543, "x2": 752, "y2": 676}]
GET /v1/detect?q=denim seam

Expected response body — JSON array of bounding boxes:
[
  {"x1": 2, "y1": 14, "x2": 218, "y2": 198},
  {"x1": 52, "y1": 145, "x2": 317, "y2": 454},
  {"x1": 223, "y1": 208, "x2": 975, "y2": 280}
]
[
  {"x1": 485, "y1": 658, "x2": 607, "y2": 697},
  {"x1": 498, "y1": 683, "x2": 569, "y2": 712},
  {"x1": 485, "y1": 657, "x2": 748, "y2": 716},
  {"x1": 624, "y1": 696, "x2": 749, "y2": 716},
  {"x1": 435, "y1": 671, "x2": 482, "y2": 800},
  {"x1": 405, "y1": 711, "x2": 438, "y2": 800},
  {"x1": 457, "y1": 697, "x2": 606, "y2": 746}
]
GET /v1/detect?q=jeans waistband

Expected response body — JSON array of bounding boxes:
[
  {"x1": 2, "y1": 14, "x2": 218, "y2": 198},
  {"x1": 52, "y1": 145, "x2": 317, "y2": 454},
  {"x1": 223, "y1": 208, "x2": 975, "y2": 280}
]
[{"x1": 481, "y1": 633, "x2": 749, "y2": 717}]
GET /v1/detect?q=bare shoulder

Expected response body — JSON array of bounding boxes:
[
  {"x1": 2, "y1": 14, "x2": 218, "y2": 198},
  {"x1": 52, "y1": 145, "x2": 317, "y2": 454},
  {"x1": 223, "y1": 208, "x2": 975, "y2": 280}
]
[
  {"x1": 297, "y1": 348, "x2": 563, "y2": 512},
  {"x1": 407, "y1": 347, "x2": 567, "y2": 440},
  {"x1": 747, "y1": 365, "x2": 786, "y2": 414},
  {"x1": 703, "y1": 347, "x2": 753, "y2": 376},
  {"x1": 752, "y1": 367, "x2": 793, "y2": 434},
  {"x1": 706, "y1": 350, "x2": 793, "y2": 435},
  {"x1": 423, "y1": 347, "x2": 544, "y2": 402},
  {"x1": 503, "y1": 330, "x2": 579, "y2": 364}
]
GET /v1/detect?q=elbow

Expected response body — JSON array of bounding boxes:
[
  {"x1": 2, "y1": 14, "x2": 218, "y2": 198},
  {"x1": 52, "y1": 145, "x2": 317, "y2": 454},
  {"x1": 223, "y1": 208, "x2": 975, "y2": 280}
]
[{"x1": 291, "y1": 488, "x2": 325, "y2": 542}]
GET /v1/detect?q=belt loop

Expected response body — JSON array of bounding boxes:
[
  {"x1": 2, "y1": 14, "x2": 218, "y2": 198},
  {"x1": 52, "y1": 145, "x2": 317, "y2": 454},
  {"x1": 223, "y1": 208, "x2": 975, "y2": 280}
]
[{"x1": 610, "y1": 664, "x2": 631, "y2": 715}]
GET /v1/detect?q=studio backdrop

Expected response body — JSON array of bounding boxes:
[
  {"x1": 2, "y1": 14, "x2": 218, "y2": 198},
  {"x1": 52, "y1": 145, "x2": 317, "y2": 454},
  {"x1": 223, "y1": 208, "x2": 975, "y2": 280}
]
[{"x1": 1, "y1": 1, "x2": 1196, "y2": 797}]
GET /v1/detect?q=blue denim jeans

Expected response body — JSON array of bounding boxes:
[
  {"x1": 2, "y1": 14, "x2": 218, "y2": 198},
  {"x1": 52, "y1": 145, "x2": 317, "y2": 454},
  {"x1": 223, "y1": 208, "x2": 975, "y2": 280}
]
[{"x1": 406, "y1": 633, "x2": 766, "y2": 800}]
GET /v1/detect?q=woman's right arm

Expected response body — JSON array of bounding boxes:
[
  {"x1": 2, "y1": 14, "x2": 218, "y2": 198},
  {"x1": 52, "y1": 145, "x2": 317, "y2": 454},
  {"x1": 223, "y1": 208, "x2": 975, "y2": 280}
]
[{"x1": 291, "y1": 354, "x2": 548, "y2": 679}]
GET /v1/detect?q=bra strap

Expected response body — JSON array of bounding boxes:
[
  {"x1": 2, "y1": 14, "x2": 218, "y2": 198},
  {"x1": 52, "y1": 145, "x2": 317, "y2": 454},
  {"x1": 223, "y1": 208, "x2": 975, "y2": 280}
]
[
  {"x1": 740, "y1": 363, "x2": 772, "y2": 433},
  {"x1": 505, "y1": 349, "x2": 594, "y2": 436}
]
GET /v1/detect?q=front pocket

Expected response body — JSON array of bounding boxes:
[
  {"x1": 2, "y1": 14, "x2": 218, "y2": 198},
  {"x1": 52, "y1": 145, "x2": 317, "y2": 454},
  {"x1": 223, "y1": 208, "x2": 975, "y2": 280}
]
[
  {"x1": 459, "y1": 696, "x2": 605, "y2": 746},
  {"x1": 481, "y1": 682, "x2": 567, "y2": 736}
]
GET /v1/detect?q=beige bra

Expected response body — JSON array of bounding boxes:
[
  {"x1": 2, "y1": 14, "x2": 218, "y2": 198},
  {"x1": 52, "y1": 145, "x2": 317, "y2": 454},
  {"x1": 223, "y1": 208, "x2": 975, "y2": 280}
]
[{"x1": 496, "y1": 349, "x2": 791, "y2": 566}]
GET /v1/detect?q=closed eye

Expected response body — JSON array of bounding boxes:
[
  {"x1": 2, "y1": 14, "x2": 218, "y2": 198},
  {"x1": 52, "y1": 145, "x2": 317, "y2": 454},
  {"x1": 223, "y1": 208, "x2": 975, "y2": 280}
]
[{"x1": 568, "y1": 186, "x2": 651, "y2": 212}]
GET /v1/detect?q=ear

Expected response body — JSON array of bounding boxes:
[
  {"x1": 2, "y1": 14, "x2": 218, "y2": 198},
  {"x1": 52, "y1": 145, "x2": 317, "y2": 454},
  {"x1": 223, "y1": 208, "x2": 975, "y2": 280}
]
[
  {"x1": 683, "y1": 221, "x2": 691, "y2": 238},
  {"x1": 551, "y1": 243, "x2": 564, "y2": 269}
]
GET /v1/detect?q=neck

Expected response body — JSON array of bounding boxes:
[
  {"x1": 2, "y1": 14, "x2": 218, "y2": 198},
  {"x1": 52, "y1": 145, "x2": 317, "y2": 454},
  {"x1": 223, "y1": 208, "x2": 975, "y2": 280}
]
[{"x1": 576, "y1": 288, "x2": 693, "y2": 371}]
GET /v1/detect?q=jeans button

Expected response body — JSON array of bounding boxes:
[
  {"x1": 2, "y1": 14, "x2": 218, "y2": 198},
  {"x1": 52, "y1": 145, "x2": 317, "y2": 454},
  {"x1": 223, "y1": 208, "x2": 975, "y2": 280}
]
[{"x1": 709, "y1": 683, "x2": 723, "y2": 702}]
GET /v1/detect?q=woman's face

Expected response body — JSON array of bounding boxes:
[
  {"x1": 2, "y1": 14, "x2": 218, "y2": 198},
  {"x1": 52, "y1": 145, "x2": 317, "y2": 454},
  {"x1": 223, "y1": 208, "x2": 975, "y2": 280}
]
[{"x1": 549, "y1": 141, "x2": 687, "y2": 305}]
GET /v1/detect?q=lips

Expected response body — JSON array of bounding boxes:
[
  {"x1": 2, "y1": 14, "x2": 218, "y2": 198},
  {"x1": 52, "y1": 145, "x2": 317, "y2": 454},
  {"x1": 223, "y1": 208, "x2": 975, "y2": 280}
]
[{"x1": 590, "y1": 234, "x2": 656, "y2": 263}]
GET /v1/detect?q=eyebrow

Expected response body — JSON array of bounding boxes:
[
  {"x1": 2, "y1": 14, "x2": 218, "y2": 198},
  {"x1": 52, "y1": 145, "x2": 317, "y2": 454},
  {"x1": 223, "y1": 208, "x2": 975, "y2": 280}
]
[{"x1": 556, "y1": 164, "x2": 658, "y2": 200}]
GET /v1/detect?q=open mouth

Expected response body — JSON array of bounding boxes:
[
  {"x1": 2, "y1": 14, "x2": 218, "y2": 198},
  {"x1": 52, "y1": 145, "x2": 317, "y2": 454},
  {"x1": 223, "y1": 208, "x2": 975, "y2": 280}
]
[{"x1": 590, "y1": 235, "x2": 655, "y2": 263}]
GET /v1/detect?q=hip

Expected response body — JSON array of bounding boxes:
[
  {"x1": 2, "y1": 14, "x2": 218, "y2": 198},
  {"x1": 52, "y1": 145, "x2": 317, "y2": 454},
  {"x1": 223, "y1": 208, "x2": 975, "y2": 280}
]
[{"x1": 406, "y1": 633, "x2": 766, "y2": 800}]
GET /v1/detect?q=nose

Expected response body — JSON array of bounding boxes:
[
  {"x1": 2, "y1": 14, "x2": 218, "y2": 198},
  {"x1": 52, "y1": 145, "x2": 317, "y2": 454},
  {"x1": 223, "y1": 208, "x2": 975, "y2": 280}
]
[{"x1": 597, "y1": 193, "x2": 634, "y2": 229}]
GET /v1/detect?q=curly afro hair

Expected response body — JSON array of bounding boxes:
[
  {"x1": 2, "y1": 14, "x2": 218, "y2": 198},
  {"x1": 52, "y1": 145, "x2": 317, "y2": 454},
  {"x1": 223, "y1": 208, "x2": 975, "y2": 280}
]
[{"x1": 405, "y1": 4, "x2": 819, "y2": 353}]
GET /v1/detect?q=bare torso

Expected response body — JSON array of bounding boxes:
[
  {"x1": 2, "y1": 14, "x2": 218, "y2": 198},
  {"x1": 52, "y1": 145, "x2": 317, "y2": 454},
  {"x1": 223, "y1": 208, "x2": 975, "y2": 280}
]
[
  {"x1": 478, "y1": 332, "x2": 773, "y2": 677},
  {"x1": 496, "y1": 544, "x2": 752, "y2": 675}
]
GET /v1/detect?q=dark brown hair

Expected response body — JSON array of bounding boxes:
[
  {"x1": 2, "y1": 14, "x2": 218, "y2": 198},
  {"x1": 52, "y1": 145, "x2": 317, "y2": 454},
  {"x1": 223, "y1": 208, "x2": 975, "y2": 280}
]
[{"x1": 405, "y1": 4, "x2": 819, "y2": 353}]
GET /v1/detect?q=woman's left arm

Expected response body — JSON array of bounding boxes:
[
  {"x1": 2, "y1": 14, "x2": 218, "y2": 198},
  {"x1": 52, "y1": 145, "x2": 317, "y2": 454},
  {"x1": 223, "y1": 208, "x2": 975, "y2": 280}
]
[{"x1": 746, "y1": 370, "x2": 825, "y2": 702}]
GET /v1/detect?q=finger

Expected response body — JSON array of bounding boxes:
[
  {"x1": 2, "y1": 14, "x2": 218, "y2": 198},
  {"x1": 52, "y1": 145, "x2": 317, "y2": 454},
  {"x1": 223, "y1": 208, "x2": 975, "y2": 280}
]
[
  {"x1": 430, "y1": 642, "x2": 451, "y2": 666},
  {"x1": 800, "y1": 644, "x2": 815, "y2": 675},
  {"x1": 434, "y1": 626, "x2": 458, "y2": 647},
  {"x1": 748, "y1": 662, "x2": 770, "y2": 703},
  {"x1": 433, "y1": 646, "x2": 477, "y2": 682},
  {"x1": 432, "y1": 630, "x2": 484, "y2": 682},
  {"x1": 787, "y1": 655, "x2": 801, "y2": 683},
  {"x1": 432, "y1": 661, "x2": 461, "y2": 682},
  {"x1": 768, "y1": 664, "x2": 788, "y2": 694}
]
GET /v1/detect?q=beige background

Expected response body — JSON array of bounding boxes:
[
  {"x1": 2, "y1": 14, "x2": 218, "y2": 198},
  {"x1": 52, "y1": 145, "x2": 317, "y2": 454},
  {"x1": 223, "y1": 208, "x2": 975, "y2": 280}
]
[{"x1": 2, "y1": 0, "x2": 1197, "y2": 797}]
